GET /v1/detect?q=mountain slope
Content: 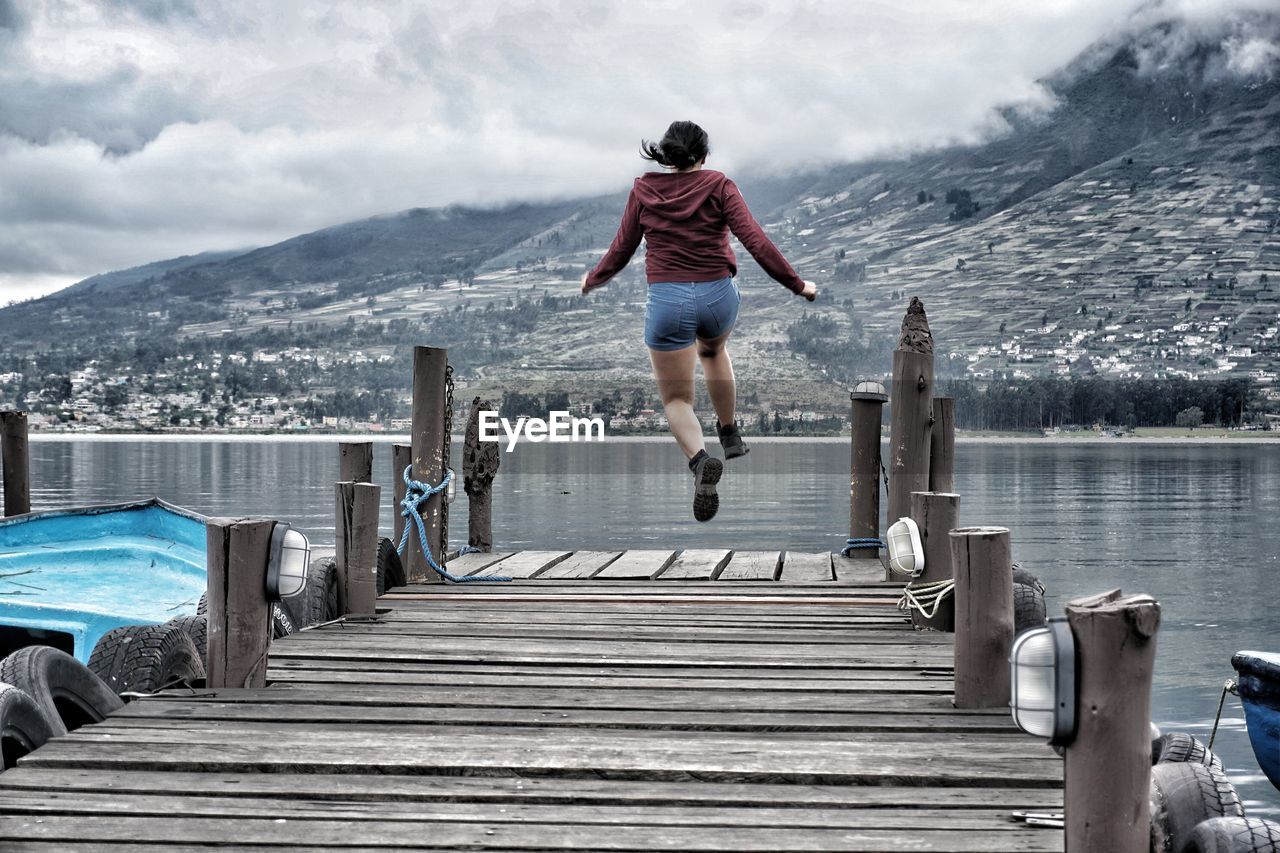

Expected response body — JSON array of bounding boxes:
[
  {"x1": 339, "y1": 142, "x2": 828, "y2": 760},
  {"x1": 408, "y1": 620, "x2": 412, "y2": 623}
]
[{"x1": 1, "y1": 8, "x2": 1277, "y2": 423}]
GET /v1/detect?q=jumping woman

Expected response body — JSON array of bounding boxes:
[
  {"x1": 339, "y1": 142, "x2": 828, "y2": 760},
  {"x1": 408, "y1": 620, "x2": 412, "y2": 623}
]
[{"x1": 581, "y1": 120, "x2": 817, "y2": 522}]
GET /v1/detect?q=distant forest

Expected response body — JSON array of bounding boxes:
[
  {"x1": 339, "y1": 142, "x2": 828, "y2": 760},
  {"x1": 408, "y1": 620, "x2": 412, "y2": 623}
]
[{"x1": 941, "y1": 376, "x2": 1258, "y2": 432}]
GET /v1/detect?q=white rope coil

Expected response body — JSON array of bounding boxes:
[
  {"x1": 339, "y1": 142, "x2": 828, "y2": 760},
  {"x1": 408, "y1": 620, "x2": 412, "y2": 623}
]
[{"x1": 898, "y1": 579, "x2": 956, "y2": 619}]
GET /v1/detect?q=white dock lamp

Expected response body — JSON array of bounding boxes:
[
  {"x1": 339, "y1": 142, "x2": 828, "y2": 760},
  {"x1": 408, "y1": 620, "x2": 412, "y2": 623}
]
[
  {"x1": 1009, "y1": 616, "x2": 1077, "y2": 746},
  {"x1": 886, "y1": 517, "x2": 925, "y2": 577},
  {"x1": 266, "y1": 522, "x2": 311, "y2": 600}
]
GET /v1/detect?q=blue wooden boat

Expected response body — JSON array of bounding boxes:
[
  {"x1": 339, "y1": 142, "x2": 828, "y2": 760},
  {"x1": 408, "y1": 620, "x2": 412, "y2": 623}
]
[
  {"x1": 0, "y1": 499, "x2": 206, "y2": 664},
  {"x1": 1232, "y1": 650, "x2": 1280, "y2": 792}
]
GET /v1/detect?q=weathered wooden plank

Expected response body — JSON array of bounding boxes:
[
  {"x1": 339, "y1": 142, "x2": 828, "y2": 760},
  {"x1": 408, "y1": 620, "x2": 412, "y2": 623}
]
[
  {"x1": 20, "y1": 735, "x2": 1061, "y2": 786},
  {"x1": 0, "y1": 792, "x2": 1059, "y2": 831},
  {"x1": 442, "y1": 551, "x2": 513, "y2": 575},
  {"x1": 267, "y1": 655, "x2": 952, "y2": 676},
  {"x1": 716, "y1": 551, "x2": 780, "y2": 581},
  {"x1": 832, "y1": 557, "x2": 893, "y2": 584},
  {"x1": 107, "y1": 704, "x2": 1019, "y2": 733},
  {"x1": 274, "y1": 621, "x2": 949, "y2": 645},
  {"x1": 647, "y1": 549, "x2": 732, "y2": 581},
  {"x1": 276, "y1": 628, "x2": 951, "y2": 651},
  {"x1": 536, "y1": 551, "x2": 624, "y2": 580},
  {"x1": 262, "y1": 669, "x2": 956, "y2": 693},
  {"x1": 591, "y1": 550, "x2": 678, "y2": 580},
  {"x1": 393, "y1": 580, "x2": 901, "y2": 593},
  {"x1": 0, "y1": 769, "x2": 1062, "y2": 809},
  {"x1": 472, "y1": 550, "x2": 572, "y2": 578},
  {"x1": 108, "y1": 686, "x2": 979, "y2": 712},
  {"x1": 0, "y1": 816, "x2": 1066, "y2": 851},
  {"x1": 779, "y1": 551, "x2": 835, "y2": 582},
  {"x1": 376, "y1": 606, "x2": 908, "y2": 623}
]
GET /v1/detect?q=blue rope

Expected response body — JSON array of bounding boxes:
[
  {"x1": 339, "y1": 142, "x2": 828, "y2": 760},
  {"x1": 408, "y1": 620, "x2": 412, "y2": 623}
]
[
  {"x1": 396, "y1": 465, "x2": 511, "y2": 583},
  {"x1": 841, "y1": 537, "x2": 885, "y2": 557}
]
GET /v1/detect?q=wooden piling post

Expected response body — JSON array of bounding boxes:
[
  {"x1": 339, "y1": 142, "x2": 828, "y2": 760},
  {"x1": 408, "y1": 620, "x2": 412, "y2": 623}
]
[
  {"x1": 1, "y1": 411, "x2": 31, "y2": 517},
  {"x1": 406, "y1": 346, "x2": 448, "y2": 583},
  {"x1": 848, "y1": 382, "x2": 888, "y2": 560},
  {"x1": 929, "y1": 396, "x2": 955, "y2": 494},
  {"x1": 206, "y1": 517, "x2": 274, "y2": 689},
  {"x1": 391, "y1": 443, "x2": 411, "y2": 547},
  {"x1": 338, "y1": 441, "x2": 374, "y2": 485},
  {"x1": 462, "y1": 396, "x2": 499, "y2": 552},
  {"x1": 949, "y1": 526, "x2": 1013, "y2": 708},
  {"x1": 888, "y1": 298, "x2": 935, "y2": 577},
  {"x1": 908, "y1": 491, "x2": 959, "y2": 632},
  {"x1": 1064, "y1": 589, "x2": 1161, "y2": 852},
  {"x1": 335, "y1": 481, "x2": 381, "y2": 616}
]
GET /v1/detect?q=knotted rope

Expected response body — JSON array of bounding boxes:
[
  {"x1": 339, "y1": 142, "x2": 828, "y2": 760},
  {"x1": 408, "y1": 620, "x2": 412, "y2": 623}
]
[
  {"x1": 897, "y1": 579, "x2": 955, "y2": 619},
  {"x1": 840, "y1": 537, "x2": 884, "y2": 557},
  {"x1": 396, "y1": 465, "x2": 511, "y2": 583}
]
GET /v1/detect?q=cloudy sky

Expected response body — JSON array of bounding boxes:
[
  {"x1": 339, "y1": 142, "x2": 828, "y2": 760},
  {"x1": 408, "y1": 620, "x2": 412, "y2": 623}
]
[{"x1": 0, "y1": 0, "x2": 1274, "y2": 302}]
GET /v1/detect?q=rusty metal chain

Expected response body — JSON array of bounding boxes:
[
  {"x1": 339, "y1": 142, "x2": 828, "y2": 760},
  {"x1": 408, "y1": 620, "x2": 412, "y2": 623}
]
[{"x1": 441, "y1": 362, "x2": 454, "y2": 551}]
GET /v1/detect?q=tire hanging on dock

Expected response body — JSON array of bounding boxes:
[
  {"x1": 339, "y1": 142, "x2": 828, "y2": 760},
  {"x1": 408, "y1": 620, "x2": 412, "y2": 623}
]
[
  {"x1": 1012, "y1": 564, "x2": 1046, "y2": 594},
  {"x1": 1150, "y1": 761, "x2": 1245, "y2": 853},
  {"x1": 0, "y1": 684, "x2": 55, "y2": 770},
  {"x1": 377, "y1": 536, "x2": 406, "y2": 596},
  {"x1": 1154, "y1": 731, "x2": 1225, "y2": 772},
  {"x1": 299, "y1": 556, "x2": 339, "y2": 626},
  {"x1": 271, "y1": 603, "x2": 295, "y2": 639},
  {"x1": 1185, "y1": 817, "x2": 1280, "y2": 852},
  {"x1": 87, "y1": 623, "x2": 206, "y2": 696},
  {"x1": 1013, "y1": 581, "x2": 1047, "y2": 634},
  {"x1": 167, "y1": 614, "x2": 208, "y2": 666},
  {"x1": 0, "y1": 646, "x2": 122, "y2": 735}
]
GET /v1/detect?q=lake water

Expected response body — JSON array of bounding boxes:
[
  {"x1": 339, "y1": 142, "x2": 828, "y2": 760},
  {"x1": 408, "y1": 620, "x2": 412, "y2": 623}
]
[{"x1": 22, "y1": 436, "x2": 1280, "y2": 816}]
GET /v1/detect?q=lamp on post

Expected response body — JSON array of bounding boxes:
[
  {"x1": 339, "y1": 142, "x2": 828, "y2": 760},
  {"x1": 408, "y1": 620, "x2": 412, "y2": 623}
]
[
  {"x1": 1009, "y1": 616, "x2": 1077, "y2": 746},
  {"x1": 265, "y1": 522, "x2": 311, "y2": 601},
  {"x1": 886, "y1": 516, "x2": 925, "y2": 578}
]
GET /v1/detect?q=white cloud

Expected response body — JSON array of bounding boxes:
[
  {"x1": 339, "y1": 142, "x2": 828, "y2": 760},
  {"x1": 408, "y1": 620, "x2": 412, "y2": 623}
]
[{"x1": 0, "y1": 0, "x2": 1270, "y2": 301}]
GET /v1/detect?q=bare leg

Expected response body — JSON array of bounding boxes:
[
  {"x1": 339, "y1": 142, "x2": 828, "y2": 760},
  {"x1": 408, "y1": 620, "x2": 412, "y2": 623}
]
[
  {"x1": 649, "y1": 345, "x2": 703, "y2": 459},
  {"x1": 697, "y1": 329, "x2": 736, "y2": 427}
]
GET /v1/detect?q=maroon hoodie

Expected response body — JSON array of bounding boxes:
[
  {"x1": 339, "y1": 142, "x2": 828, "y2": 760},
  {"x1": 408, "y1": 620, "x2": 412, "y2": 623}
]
[{"x1": 583, "y1": 169, "x2": 806, "y2": 294}]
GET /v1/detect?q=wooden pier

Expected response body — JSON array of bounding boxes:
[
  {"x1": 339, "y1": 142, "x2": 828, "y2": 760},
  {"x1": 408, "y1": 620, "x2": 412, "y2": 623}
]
[{"x1": 0, "y1": 554, "x2": 1063, "y2": 851}]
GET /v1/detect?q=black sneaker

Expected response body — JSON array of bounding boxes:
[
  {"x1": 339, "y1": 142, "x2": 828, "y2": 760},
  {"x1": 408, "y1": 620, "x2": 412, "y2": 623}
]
[
  {"x1": 717, "y1": 420, "x2": 750, "y2": 460},
  {"x1": 690, "y1": 454, "x2": 723, "y2": 522}
]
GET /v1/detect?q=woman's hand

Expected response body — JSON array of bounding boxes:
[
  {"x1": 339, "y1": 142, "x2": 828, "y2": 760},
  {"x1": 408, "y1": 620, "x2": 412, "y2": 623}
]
[
  {"x1": 580, "y1": 272, "x2": 592, "y2": 294},
  {"x1": 800, "y1": 280, "x2": 818, "y2": 301}
]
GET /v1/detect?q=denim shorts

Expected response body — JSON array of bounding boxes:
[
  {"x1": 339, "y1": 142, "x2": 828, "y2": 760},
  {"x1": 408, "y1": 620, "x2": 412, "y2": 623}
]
[{"x1": 643, "y1": 277, "x2": 741, "y2": 351}]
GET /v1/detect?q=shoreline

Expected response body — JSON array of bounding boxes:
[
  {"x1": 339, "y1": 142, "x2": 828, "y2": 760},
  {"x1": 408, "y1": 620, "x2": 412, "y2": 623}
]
[{"x1": 26, "y1": 432, "x2": 1280, "y2": 445}]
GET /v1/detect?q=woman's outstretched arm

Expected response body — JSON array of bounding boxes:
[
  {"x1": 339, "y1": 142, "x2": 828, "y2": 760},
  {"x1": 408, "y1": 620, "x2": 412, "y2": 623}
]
[
  {"x1": 582, "y1": 188, "x2": 642, "y2": 293},
  {"x1": 722, "y1": 178, "x2": 813, "y2": 298}
]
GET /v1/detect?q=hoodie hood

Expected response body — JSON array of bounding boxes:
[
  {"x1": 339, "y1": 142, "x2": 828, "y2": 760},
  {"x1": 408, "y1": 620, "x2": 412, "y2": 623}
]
[{"x1": 633, "y1": 169, "x2": 725, "y2": 221}]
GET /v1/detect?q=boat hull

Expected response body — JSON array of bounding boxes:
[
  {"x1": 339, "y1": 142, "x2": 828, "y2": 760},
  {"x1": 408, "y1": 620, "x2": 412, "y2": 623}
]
[
  {"x1": 0, "y1": 500, "x2": 207, "y2": 662},
  {"x1": 1232, "y1": 650, "x2": 1280, "y2": 793}
]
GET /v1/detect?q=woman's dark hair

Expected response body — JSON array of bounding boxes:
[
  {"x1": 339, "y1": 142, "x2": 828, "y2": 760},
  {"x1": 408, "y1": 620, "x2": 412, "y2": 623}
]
[{"x1": 640, "y1": 121, "x2": 710, "y2": 170}]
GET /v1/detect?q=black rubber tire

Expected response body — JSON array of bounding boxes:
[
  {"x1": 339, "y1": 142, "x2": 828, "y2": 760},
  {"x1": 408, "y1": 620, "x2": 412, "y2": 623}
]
[
  {"x1": 271, "y1": 602, "x2": 295, "y2": 639},
  {"x1": 196, "y1": 592, "x2": 207, "y2": 616},
  {"x1": 0, "y1": 646, "x2": 123, "y2": 736},
  {"x1": 1150, "y1": 761, "x2": 1245, "y2": 853},
  {"x1": 0, "y1": 684, "x2": 55, "y2": 771},
  {"x1": 377, "y1": 537, "x2": 406, "y2": 595},
  {"x1": 87, "y1": 623, "x2": 205, "y2": 696},
  {"x1": 1186, "y1": 817, "x2": 1280, "y2": 852},
  {"x1": 303, "y1": 556, "x2": 339, "y2": 626},
  {"x1": 1013, "y1": 581, "x2": 1047, "y2": 634},
  {"x1": 1011, "y1": 562, "x2": 1045, "y2": 594},
  {"x1": 1154, "y1": 732, "x2": 1225, "y2": 772},
  {"x1": 166, "y1": 615, "x2": 208, "y2": 667}
]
